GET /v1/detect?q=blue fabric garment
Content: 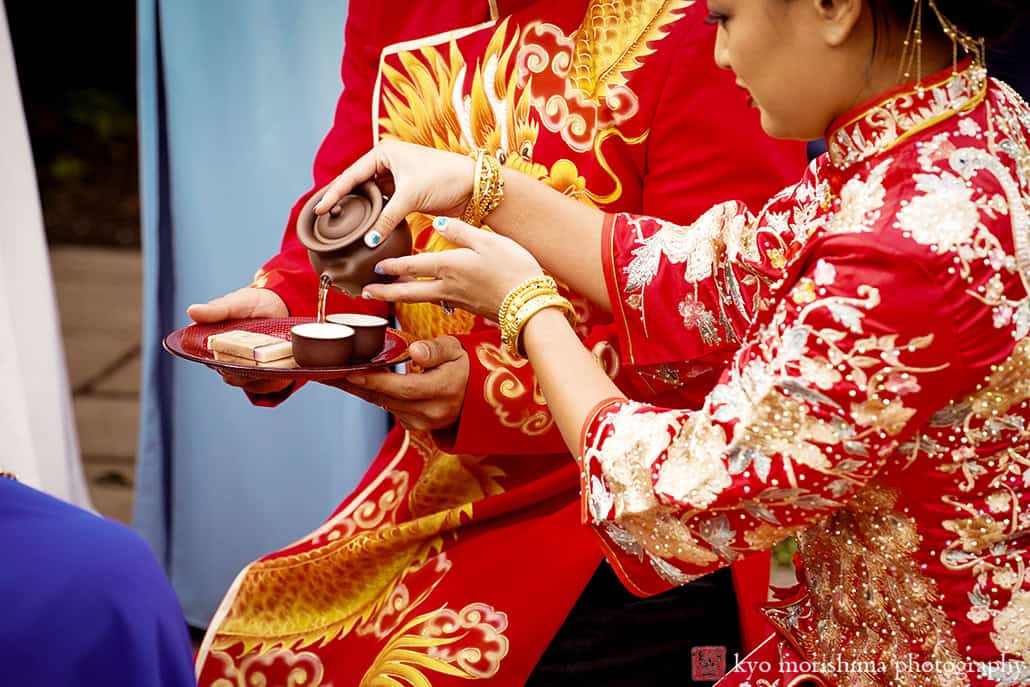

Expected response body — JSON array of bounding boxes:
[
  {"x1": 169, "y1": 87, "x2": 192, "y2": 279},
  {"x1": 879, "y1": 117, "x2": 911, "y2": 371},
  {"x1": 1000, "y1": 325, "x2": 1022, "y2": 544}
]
[
  {"x1": 0, "y1": 478, "x2": 196, "y2": 686},
  {"x1": 135, "y1": 0, "x2": 386, "y2": 628}
]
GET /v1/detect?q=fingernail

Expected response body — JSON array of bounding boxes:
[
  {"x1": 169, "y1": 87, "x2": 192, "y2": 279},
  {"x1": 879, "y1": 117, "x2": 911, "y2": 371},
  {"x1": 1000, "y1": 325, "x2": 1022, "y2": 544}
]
[
  {"x1": 373, "y1": 264, "x2": 386, "y2": 275},
  {"x1": 432, "y1": 216, "x2": 450, "y2": 234},
  {"x1": 410, "y1": 342, "x2": 430, "y2": 358},
  {"x1": 362, "y1": 290, "x2": 374, "y2": 299},
  {"x1": 365, "y1": 231, "x2": 383, "y2": 247}
]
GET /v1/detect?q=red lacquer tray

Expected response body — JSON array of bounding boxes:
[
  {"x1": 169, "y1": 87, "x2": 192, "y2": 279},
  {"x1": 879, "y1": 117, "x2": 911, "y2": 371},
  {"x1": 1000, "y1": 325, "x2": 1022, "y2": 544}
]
[{"x1": 163, "y1": 317, "x2": 411, "y2": 381}]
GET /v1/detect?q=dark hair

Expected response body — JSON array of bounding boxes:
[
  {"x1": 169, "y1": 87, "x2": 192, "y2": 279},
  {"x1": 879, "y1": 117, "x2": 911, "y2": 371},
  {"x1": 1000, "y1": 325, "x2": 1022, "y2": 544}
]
[{"x1": 867, "y1": 0, "x2": 1029, "y2": 50}]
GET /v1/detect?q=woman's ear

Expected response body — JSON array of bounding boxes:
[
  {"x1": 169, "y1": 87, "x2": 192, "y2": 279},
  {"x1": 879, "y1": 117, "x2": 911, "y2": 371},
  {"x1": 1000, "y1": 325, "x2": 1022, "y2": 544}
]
[{"x1": 812, "y1": 0, "x2": 865, "y2": 47}]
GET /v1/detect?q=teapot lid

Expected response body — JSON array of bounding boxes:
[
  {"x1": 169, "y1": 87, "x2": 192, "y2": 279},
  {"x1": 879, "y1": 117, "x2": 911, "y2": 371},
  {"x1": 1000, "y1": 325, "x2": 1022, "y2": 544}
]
[{"x1": 297, "y1": 180, "x2": 384, "y2": 252}]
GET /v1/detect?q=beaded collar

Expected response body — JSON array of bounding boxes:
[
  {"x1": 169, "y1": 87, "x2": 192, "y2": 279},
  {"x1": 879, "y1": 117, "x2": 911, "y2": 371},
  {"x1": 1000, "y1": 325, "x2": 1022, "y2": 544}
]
[{"x1": 826, "y1": 58, "x2": 987, "y2": 170}]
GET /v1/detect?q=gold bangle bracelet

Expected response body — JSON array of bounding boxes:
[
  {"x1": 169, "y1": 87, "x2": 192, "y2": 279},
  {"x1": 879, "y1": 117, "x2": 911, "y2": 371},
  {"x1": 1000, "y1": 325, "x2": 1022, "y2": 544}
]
[
  {"x1": 461, "y1": 149, "x2": 504, "y2": 226},
  {"x1": 498, "y1": 276, "x2": 556, "y2": 327},
  {"x1": 461, "y1": 149, "x2": 485, "y2": 225},
  {"x1": 502, "y1": 286, "x2": 557, "y2": 327},
  {"x1": 508, "y1": 293, "x2": 577, "y2": 358},
  {"x1": 479, "y1": 154, "x2": 504, "y2": 222},
  {"x1": 499, "y1": 279, "x2": 557, "y2": 346},
  {"x1": 501, "y1": 287, "x2": 558, "y2": 350}
]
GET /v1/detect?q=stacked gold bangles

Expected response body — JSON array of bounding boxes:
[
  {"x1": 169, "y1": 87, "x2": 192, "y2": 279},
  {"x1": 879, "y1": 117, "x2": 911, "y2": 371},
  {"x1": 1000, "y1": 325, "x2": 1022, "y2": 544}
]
[
  {"x1": 459, "y1": 148, "x2": 574, "y2": 350},
  {"x1": 498, "y1": 276, "x2": 576, "y2": 358},
  {"x1": 461, "y1": 148, "x2": 505, "y2": 227}
]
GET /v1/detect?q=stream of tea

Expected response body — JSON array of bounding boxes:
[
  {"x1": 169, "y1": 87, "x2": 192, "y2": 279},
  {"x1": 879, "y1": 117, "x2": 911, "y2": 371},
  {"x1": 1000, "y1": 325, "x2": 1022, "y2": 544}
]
[{"x1": 317, "y1": 274, "x2": 331, "y2": 323}]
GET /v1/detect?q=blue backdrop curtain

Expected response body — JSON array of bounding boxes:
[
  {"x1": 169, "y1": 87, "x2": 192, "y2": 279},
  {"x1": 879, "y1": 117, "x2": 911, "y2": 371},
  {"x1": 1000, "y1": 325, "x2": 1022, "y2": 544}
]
[{"x1": 136, "y1": 0, "x2": 387, "y2": 628}]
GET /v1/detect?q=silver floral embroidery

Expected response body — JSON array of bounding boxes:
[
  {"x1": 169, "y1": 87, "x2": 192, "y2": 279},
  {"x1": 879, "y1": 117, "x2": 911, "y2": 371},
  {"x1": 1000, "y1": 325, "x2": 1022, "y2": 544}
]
[
  {"x1": 589, "y1": 474, "x2": 613, "y2": 524},
  {"x1": 604, "y1": 522, "x2": 644, "y2": 558},
  {"x1": 828, "y1": 159, "x2": 891, "y2": 235},
  {"x1": 1015, "y1": 300, "x2": 1030, "y2": 339},
  {"x1": 623, "y1": 206, "x2": 730, "y2": 293},
  {"x1": 679, "y1": 298, "x2": 720, "y2": 346},
  {"x1": 650, "y1": 556, "x2": 698, "y2": 586},
  {"x1": 813, "y1": 259, "x2": 837, "y2": 286},
  {"x1": 897, "y1": 171, "x2": 980, "y2": 250},
  {"x1": 654, "y1": 414, "x2": 731, "y2": 509},
  {"x1": 591, "y1": 403, "x2": 673, "y2": 518}
]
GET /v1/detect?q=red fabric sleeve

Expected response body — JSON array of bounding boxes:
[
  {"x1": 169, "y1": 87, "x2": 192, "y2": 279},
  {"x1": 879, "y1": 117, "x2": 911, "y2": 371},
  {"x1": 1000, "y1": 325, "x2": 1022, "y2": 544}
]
[{"x1": 602, "y1": 202, "x2": 764, "y2": 369}]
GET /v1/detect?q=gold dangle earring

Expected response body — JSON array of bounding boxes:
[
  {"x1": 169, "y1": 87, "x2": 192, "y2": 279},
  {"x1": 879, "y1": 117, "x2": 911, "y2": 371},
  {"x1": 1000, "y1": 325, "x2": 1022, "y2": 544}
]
[
  {"x1": 926, "y1": 0, "x2": 985, "y2": 72},
  {"x1": 897, "y1": 0, "x2": 925, "y2": 90}
]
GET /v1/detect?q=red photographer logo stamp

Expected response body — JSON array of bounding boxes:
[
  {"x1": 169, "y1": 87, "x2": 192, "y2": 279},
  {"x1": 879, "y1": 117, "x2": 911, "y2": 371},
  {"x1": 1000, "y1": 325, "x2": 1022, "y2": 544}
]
[{"x1": 691, "y1": 645, "x2": 728, "y2": 682}]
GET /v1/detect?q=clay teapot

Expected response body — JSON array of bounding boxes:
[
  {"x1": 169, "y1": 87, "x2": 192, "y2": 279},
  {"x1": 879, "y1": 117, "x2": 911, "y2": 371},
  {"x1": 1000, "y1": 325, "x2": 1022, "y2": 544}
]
[{"x1": 296, "y1": 180, "x2": 412, "y2": 296}]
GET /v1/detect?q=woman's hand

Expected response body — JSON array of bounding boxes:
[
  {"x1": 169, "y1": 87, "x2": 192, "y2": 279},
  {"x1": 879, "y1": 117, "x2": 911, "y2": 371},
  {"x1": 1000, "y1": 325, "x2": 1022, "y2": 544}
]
[
  {"x1": 363, "y1": 217, "x2": 545, "y2": 320},
  {"x1": 314, "y1": 140, "x2": 475, "y2": 249}
]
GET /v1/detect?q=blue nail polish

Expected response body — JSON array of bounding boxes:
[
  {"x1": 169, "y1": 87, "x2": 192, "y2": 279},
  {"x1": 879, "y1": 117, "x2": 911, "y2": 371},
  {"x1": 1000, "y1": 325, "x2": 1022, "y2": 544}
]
[
  {"x1": 361, "y1": 291, "x2": 374, "y2": 299},
  {"x1": 366, "y1": 231, "x2": 382, "y2": 247},
  {"x1": 374, "y1": 264, "x2": 386, "y2": 275},
  {"x1": 433, "y1": 216, "x2": 449, "y2": 232}
]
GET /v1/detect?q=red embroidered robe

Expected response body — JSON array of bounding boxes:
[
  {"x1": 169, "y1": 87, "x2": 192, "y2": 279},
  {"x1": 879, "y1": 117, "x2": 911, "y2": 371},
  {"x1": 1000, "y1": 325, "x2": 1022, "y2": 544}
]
[
  {"x1": 584, "y1": 61, "x2": 1030, "y2": 687},
  {"x1": 195, "y1": 1, "x2": 805, "y2": 685}
]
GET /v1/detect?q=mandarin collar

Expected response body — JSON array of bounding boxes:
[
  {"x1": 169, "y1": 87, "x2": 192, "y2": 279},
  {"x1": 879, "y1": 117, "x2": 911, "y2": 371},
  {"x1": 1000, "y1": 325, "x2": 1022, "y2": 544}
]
[{"x1": 825, "y1": 58, "x2": 987, "y2": 170}]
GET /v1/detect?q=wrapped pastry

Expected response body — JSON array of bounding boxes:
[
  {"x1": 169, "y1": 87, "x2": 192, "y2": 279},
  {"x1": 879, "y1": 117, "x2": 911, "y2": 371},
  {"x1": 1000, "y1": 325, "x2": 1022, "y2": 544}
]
[{"x1": 206, "y1": 330, "x2": 292, "y2": 362}]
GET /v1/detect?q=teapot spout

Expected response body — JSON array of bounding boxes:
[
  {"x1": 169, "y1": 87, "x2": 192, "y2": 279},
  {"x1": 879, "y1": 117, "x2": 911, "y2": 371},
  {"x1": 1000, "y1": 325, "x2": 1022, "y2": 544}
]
[{"x1": 319, "y1": 271, "x2": 362, "y2": 297}]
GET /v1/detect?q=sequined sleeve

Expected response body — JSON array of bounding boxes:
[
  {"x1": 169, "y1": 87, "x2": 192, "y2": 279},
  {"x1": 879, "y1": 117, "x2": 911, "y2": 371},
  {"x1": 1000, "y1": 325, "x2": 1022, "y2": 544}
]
[
  {"x1": 581, "y1": 240, "x2": 962, "y2": 595},
  {"x1": 599, "y1": 179, "x2": 821, "y2": 376}
]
